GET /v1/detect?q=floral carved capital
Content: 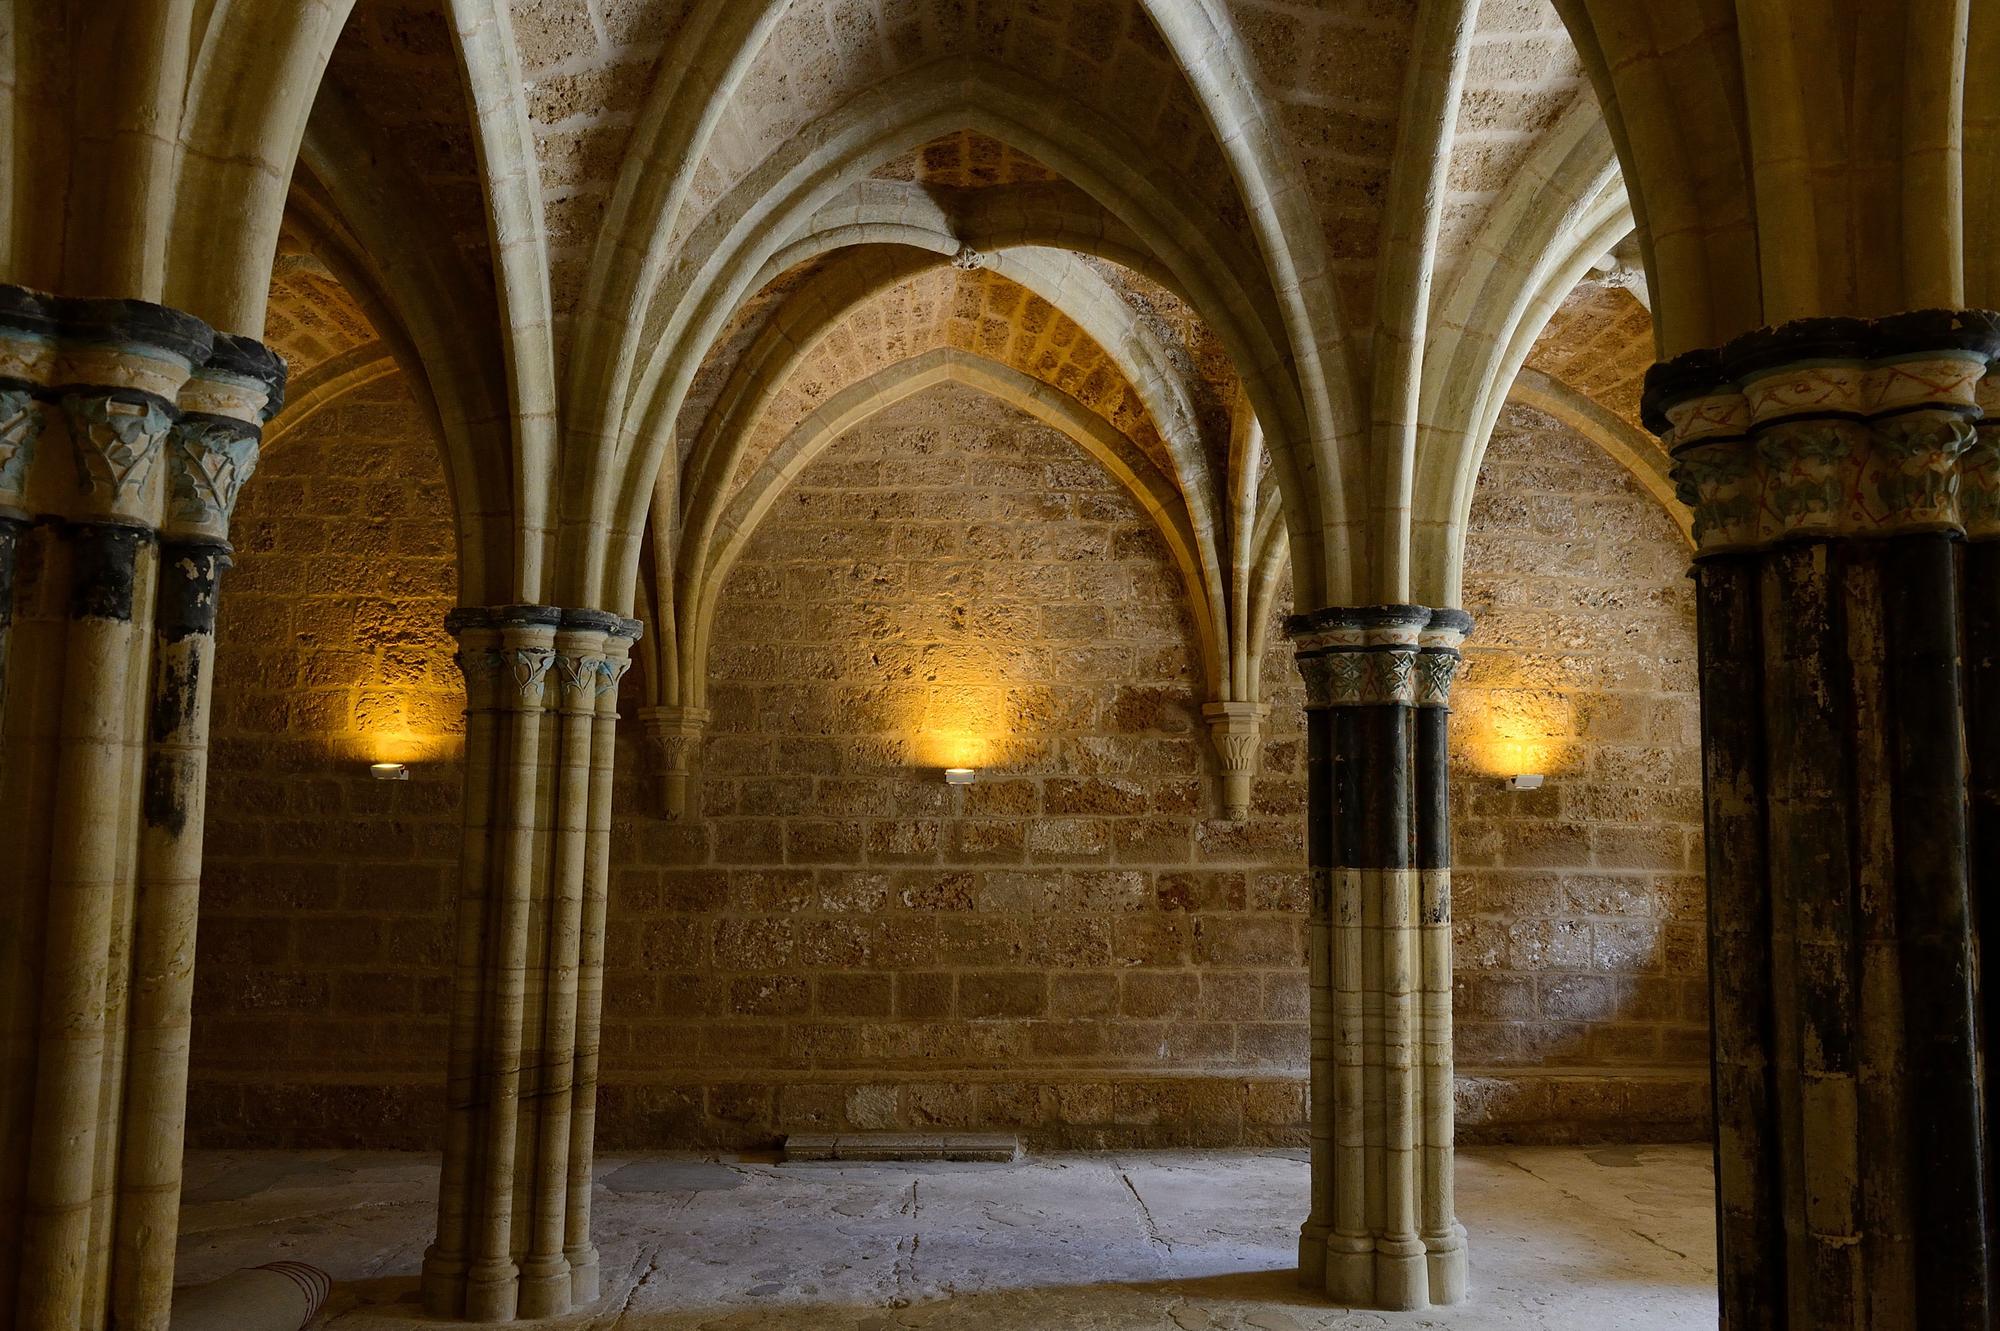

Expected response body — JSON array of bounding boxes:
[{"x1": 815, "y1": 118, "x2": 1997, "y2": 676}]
[
  {"x1": 166, "y1": 417, "x2": 259, "y2": 534},
  {"x1": 509, "y1": 646, "x2": 556, "y2": 700},
  {"x1": 62, "y1": 392, "x2": 172, "y2": 500},
  {"x1": 0, "y1": 388, "x2": 44, "y2": 498}
]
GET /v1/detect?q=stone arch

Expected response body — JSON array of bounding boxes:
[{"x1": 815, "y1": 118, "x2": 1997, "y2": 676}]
[
  {"x1": 682, "y1": 348, "x2": 1223, "y2": 718},
  {"x1": 676, "y1": 246, "x2": 1231, "y2": 677},
  {"x1": 1548, "y1": 2, "x2": 1759, "y2": 354},
  {"x1": 573, "y1": 62, "x2": 1322, "y2": 614},
  {"x1": 434, "y1": 0, "x2": 560, "y2": 603},
  {"x1": 773, "y1": 178, "x2": 1179, "y2": 296},
  {"x1": 292, "y1": 80, "x2": 523, "y2": 602},
  {"x1": 562, "y1": 0, "x2": 1344, "y2": 447},
  {"x1": 0, "y1": 0, "x2": 354, "y2": 330},
  {"x1": 1505, "y1": 369, "x2": 1687, "y2": 545},
  {"x1": 166, "y1": 0, "x2": 358, "y2": 332},
  {"x1": 555, "y1": 3, "x2": 1355, "y2": 613},
  {"x1": 1402, "y1": 92, "x2": 1639, "y2": 605}
]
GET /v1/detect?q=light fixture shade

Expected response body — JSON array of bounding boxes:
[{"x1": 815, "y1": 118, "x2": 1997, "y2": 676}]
[
  {"x1": 1506, "y1": 773, "x2": 1544, "y2": 791},
  {"x1": 943, "y1": 767, "x2": 977, "y2": 785},
  {"x1": 370, "y1": 762, "x2": 411, "y2": 781}
]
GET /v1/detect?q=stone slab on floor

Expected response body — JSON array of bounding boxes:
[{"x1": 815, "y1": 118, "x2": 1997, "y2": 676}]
[
  {"x1": 175, "y1": 1145, "x2": 1717, "y2": 1330},
  {"x1": 785, "y1": 1131, "x2": 1022, "y2": 1162}
]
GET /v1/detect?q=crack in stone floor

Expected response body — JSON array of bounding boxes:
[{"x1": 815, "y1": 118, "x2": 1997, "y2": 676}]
[{"x1": 175, "y1": 1146, "x2": 1716, "y2": 1329}]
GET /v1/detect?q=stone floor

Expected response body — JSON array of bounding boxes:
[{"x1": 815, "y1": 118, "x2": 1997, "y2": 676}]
[{"x1": 176, "y1": 1145, "x2": 1716, "y2": 1329}]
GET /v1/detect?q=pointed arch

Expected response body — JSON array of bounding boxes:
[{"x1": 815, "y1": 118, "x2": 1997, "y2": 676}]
[
  {"x1": 563, "y1": 0, "x2": 1361, "y2": 615},
  {"x1": 679, "y1": 348, "x2": 1222, "y2": 716}
]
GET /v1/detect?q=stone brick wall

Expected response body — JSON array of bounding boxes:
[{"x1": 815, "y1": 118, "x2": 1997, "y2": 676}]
[
  {"x1": 1450, "y1": 401, "x2": 1709, "y2": 1141},
  {"x1": 189, "y1": 376, "x2": 1708, "y2": 1149},
  {"x1": 601, "y1": 382, "x2": 1309, "y2": 1148},
  {"x1": 190, "y1": 375, "x2": 463, "y2": 1146}
]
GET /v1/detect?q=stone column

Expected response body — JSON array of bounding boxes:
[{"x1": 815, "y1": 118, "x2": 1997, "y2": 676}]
[
  {"x1": 0, "y1": 379, "x2": 43, "y2": 715},
  {"x1": 638, "y1": 702, "x2": 708, "y2": 817},
  {"x1": 566, "y1": 624, "x2": 634, "y2": 1305},
  {"x1": 113, "y1": 337, "x2": 282, "y2": 1330},
  {"x1": 0, "y1": 284, "x2": 283, "y2": 1331},
  {"x1": 1644, "y1": 309, "x2": 2000, "y2": 1329},
  {"x1": 1966, "y1": 380, "x2": 2000, "y2": 1245},
  {"x1": 1289, "y1": 604, "x2": 1470, "y2": 1311},
  {"x1": 1202, "y1": 700, "x2": 1269, "y2": 820},
  {"x1": 423, "y1": 606, "x2": 640, "y2": 1323}
]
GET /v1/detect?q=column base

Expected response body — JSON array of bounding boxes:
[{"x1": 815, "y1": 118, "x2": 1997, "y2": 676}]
[
  {"x1": 463, "y1": 1260, "x2": 521, "y2": 1323},
  {"x1": 568, "y1": 1242, "x2": 602, "y2": 1306},
  {"x1": 1296, "y1": 1222, "x2": 1329, "y2": 1287},
  {"x1": 1302, "y1": 1230, "x2": 1464, "y2": 1309},
  {"x1": 1425, "y1": 1224, "x2": 1469, "y2": 1305},
  {"x1": 1373, "y1": 1237, "x2": 1428, "y2": 1311},
  {"x1": 1323, "y1": 1234, "x2": 1376, "y2": 1306},
  {"x1": 516, "y1": 1256, "x2": 573, "y2": 1318},
  {"x1": 418, "y1": 1249, "x2": 465, "y2": 1319}
]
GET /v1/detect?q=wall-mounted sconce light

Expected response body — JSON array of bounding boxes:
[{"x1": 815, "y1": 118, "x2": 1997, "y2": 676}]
[
  {"x1": 944, "y1": 767, "x2": 977, "y2": 786},
  {"x1": 1506, "y1": 773, "x2": 1544, "y2": 791},
  {"x1": 370, "y1": 762, "x2": 411, "y2": 782}
]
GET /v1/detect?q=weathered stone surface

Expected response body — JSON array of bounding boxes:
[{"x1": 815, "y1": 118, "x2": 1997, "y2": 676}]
[
  {"x1": 193, "y1": 381, "x2": 1707, "y2": 1153},
  {"x1": 172, "y1": 1145, "x2": 1718, "y2": 1329}
]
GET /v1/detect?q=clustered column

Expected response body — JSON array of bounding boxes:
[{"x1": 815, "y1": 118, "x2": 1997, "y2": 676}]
[
  {"x1": 1289, "y1": 605, "x2": 1470, "y2": 1311},
  {"x1": 1644, "y1": 310, "x2": 2000, "y2": 1328},
  {"x1": 0, "y1": 284, "x2": 284, "y2": 1331},
  {"x1": 421, "y1": 606, "x2": 639, "y2": 1322}
]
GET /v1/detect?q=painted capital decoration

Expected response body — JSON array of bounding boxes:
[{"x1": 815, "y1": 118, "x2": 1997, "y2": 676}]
[
  {"x1": 593, "y1": 656, "x2": 632, "y2": 697},
  {"x1": 0, "y1": 387, "x2": 43, "y2": 498},
  {"x1": 555, "y1": 649, "x2": 607, "y2": 703},
  {"x1": 166, "y1": 417, "x2": 260, "y2": 533},
  {"x1": 1289, "y1": 606, "x2": 1469, "y2": 708},
  {"x1": 509, "y1": 646, "x2": 557, "y2": 699},
  {"x1": 1415, "y1": 648, "x2": 1461, "y2": 707},
  {"x1": 452, "y1": 647, "x2": 505, "y2": 688},
  {"x1": 62, "y1": 391, "x2": 173, "y2": 499},
  {"x1": 1644, "y1": 310, "x2": 2000, "y2": 553}
]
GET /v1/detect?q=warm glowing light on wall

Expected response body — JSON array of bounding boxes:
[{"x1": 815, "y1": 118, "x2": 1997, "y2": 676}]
[
  {"x1": 910, "y1": 681, "x2": 1007, "y2": 771},
  {"x1": 1463, "y1": 691, "x2": 1576, "y2": 779},
  {"x1": 340, "y1": 686, "x2": 465, "y2": 765}
]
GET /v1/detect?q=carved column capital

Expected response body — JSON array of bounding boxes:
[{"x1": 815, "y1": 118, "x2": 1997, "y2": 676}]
[
  {"x1": 445, "y1": 608, "x2": 506, "y2": 712},
  {"x1": 1644, "y1": 309, "x2": 2000, "y2": 553},
  {"x1": 1965, "y1": 378, "x2": 2000, "y2": 540},
  {"x1": 0, "y1": 387, "x2": 45, "y2": 514},
  {"x1": 161, "y1": 332, "x2": 286, "y2": 543},
  {"x1": 553, "y1": 610, "x2": 621, "y2": 715},
  {"x1": 639, "y1": 704, "x2": 710, "y2": 818},
  {"x1": 447, "y1": 605, "x2": 563, "y2": 708},
  {"x1": 597, "y1": 617, "x2": 642, "y2": 718},
  {"x1": 1287, "y1": 605, "x2": 1431, "y2": 708},
  {"x1": 59, "y1": 391, "x2": 175, "y2": 519},
  {"x1": 1417, "y1": 609, "x2": 1472, "y2": 708},
  {"x1": 164, "y1": 417, "x2": 259, "y2": 540},
  {"x1": 1202, "y1": 700, "x2": 1269, "y2": 821}
]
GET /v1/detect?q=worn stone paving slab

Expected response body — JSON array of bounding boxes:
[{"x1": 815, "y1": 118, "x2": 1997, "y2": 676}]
[{"x1": 174, "y1": 1147, "x2": 1716, "y2": 1330}]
